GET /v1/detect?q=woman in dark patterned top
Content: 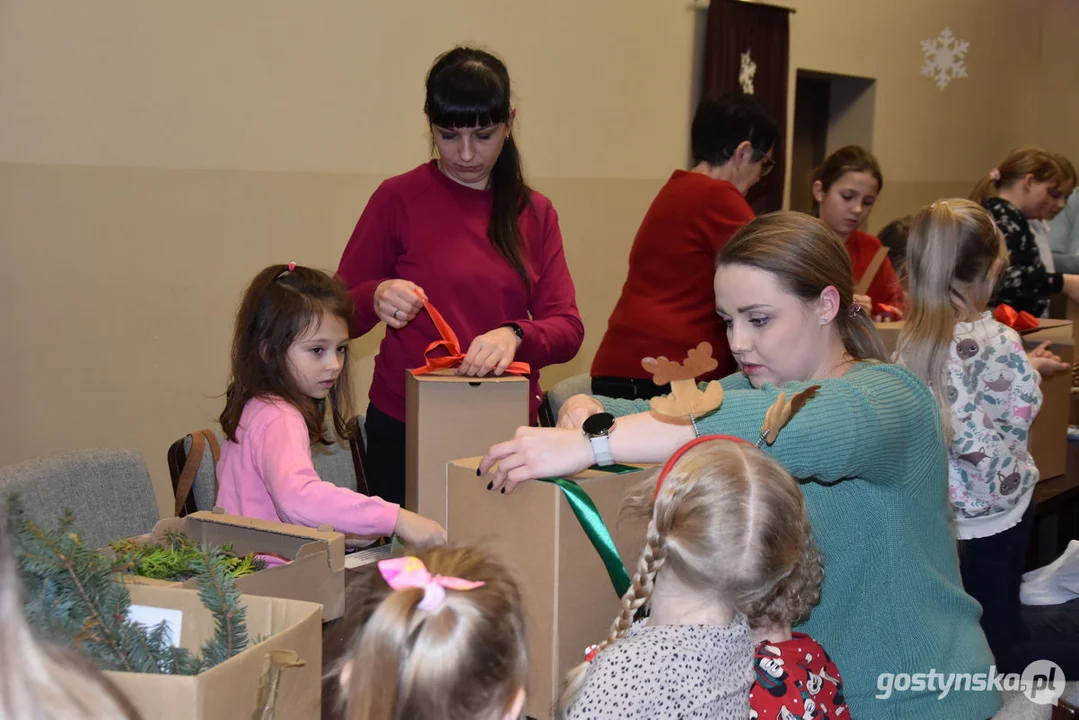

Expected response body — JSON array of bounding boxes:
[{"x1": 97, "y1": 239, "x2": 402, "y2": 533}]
[{"x1": 971, "y1": 147, "x2": 1079, "y2": 316}]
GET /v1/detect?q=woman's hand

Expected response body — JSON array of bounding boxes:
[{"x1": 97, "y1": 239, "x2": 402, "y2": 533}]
[
  {"x1": 392, "y1": 509, "x2": 447, "y2": 549},
  {"x1": 459, "y1": 326, "x2": 520, "y2": 377},
  {"x1": 853, "y1": 293, "x2": 873, "y2": 315},
  {"x1": 557, "y1": 394, "x2": 605, "y2": 429},
  {"x1": 479, "y1": 426, "x2": 595, "y2": 494},
  {"x1": 1028, "y1": 341, "x2": 1070, "y2": 377},
  {"x1": 374, "y1": 279, "x2": 426, "y2": 329}
]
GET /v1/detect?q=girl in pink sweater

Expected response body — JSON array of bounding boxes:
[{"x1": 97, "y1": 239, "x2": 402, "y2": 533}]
[{"x1": 215, "y1": 263, "x2": 446, "y2": 548}]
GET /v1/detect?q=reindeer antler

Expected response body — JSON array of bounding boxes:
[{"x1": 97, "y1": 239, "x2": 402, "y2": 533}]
[
  {"x1": 757, "y1": 385, "x2": 820, "y2": 446},
  {"x1": 642, "y1": 342, "x2": 719, "y2": 385},
  {"x1": 641, "y1": 342, "x2": 724, "y2": 424}
]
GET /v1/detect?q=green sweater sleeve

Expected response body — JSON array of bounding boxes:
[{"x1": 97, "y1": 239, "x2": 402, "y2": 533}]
[{"x1": 601, "y1": 363, "x2": 939, "y2": 486}]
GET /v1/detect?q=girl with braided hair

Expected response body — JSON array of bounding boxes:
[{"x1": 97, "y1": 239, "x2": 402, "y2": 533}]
[{"x1": 558, "y1": 437, "x2": 843, "y2": 719}]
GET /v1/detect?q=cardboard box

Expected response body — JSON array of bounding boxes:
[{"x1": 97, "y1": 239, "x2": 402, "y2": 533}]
[
  {"x1": 108, "y1": 585, "x2": 322, "y2": 720},
  {"x1": 1024, "y1": 321, "x2": 1074, "y2": 480},
  {"x1": 446, "y1": 457, "x2": 650, "y2": 719},
  {"x1": 108, "y1": 509, "x2": 346, "y2": 620},
  {"x1": 875, "y1": 318, "x2": 1073, "y2": 481},
  {"x1": 406, "y1": 370, "x2": 529, "y2": 526}
]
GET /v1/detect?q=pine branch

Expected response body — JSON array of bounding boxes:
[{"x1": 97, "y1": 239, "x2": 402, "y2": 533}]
[
  {"x1": 193, "y1": 548, "x2": 249, "y2": 669},
  {"x1": 11, "y1": 498, "x2": 135, "y2": 672},
  {"x1": 8, "y1": 495, "x2": 251, "y2": 677}
]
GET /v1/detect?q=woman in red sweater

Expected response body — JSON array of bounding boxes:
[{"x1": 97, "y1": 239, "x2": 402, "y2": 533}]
[
  {"x1": 811, "y1": 146, "x2": 904, "y2": 320},
  {"x1": 590, "y1": 93, "x2": 779, "y2": 400},
  {"x1": 336, "y1": 47, "x2": 584, "y2": 506}
]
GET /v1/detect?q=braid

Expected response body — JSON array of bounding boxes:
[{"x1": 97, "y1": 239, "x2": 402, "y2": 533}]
[{"x1": 556, "y1": 523, "x2": 667, "y2": 716}]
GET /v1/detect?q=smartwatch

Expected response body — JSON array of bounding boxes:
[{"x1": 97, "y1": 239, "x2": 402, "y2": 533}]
[
  {"x1": 582, "y1": 412, "x2": 616, "y2": 466},
  {"x1": 501, "y1": 323, "x2": 525, "y2": 342}
]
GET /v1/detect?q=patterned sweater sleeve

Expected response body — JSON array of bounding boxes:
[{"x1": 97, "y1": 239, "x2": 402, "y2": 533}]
[{"x1": 947, "y1": 324, "x2": 1043, "y2": 519}]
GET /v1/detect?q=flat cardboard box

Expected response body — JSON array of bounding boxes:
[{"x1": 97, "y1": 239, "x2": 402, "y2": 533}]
[
  {"x1": 446, "y1": 457, "x2": 650, "y2": 719},
  {"x1": 108, "y1": 585, "x2": 322, "y2": 720},
  {"x1": 108, "y1": 509, "x2": 346, "y2": 620},
  {"x1": 406, "y1": 370, "x2": 529, "y2": 526},
  {"x1": 1023, "y1": 321, "x2": 1074, "y2": 480}
]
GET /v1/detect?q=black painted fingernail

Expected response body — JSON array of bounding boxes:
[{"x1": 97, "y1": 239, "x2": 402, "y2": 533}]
[
  {"x1": 476, "y1": 468, "x2": 481, "y2": 477},
  {"x1": 486, "y1": 481, "x2": 493, "y2": 490},
  {"x1": 500, "y1": 488, "x2": 506, "y2": 494}
]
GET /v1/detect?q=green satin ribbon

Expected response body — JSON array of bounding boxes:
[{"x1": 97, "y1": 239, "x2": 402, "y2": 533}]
[{"x1": 538, "y1": 464, "x2": 637, "y2": 599}]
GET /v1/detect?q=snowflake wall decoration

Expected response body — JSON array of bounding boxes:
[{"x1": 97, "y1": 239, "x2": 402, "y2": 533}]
[
  {"x1": 921, "y1": 27, "x2": 968, "y2": 91},
  {"x1": 739, "y1": 50, "x2": 757, "y2": 95}
]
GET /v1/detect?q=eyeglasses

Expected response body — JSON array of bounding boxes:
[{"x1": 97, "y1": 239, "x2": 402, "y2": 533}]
[{"x1": 759, "y1": 155, "x2": 776, "y2": 178}]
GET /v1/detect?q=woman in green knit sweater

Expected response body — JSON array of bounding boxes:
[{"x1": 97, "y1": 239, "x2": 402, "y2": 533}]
[{"x1": 481, "y1": 212, "x2": 999, "y2": 719}]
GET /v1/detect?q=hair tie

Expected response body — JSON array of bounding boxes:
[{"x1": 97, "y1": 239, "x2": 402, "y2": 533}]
[
  {"x1": 848, "y1": 301, "x2": 863, "y2": 317},
  {"x1": 287, "y1": 262, "x2": 297, "y2": 272},
  {"x1": 989, "y1": 168, "x2": 1001, "y2": 182},
  {"x1": 378, "y1": 556, "x2": 485, "y2": 612},
  {"x1": 654, "y1": 435, "x2": 752, "y2": 499}
]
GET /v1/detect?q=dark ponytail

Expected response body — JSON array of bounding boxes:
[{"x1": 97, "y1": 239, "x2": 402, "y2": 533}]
[{"x1": 425, "y1": 46, "x2": 532, "y2": 291}]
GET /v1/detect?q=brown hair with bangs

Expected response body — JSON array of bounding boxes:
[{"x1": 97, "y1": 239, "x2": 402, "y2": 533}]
[{"x1": 219, "y1": 264, "x2": 356, "y2": 445}]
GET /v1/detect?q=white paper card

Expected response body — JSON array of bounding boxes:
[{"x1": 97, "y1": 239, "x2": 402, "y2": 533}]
[{"x1": 128, "y1": 604, "x2": 183, "y2": 648}]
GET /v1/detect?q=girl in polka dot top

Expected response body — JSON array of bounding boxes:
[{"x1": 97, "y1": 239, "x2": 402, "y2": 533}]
[{"x1": 557, "y1": 436, "x2": 843, "y2": 719}]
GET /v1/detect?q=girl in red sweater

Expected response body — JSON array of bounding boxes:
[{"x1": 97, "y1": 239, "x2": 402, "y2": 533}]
[{"x1": 811, "y1": 145, "x2": 905, "y2": 320}]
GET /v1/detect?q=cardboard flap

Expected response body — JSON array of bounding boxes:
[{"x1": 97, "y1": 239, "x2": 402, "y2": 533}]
[
  {"x1": 184, "y1": 510, "x2": 345, "y2": 572},
  {"x1": 148, "y1": 516, "x2": 190, "y2": 544}
]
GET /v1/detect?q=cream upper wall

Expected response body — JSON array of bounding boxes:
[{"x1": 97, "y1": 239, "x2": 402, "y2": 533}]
[
  {"x1": 1, "y1": 0, "x2": 1076, "y2": 518},
  {"x1": 0, "y1": 0, "x2": 697, "y2": 179}
]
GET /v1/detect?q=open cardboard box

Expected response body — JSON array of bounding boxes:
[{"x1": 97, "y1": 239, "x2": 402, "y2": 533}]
[
  {"x1": 406, "y1": 369, "x2": 529, "y2": 526},
  {"x1": 108, "y1": 585, "x2": 322, "y2": 720},
  {"x1": 106, "y1": 509, "x2": 346, "y2": 620},
  {"x1": 446, "y1": 457, "x2": 650, "y2": 719},
  {"x1": 875, "y1": 318, "x2": 1073, "y2": 480}
]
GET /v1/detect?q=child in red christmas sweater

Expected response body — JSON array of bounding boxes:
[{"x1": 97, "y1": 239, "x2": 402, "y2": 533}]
[{"x1": 749, "y1": 537, "x2": 848, "y2": 719}]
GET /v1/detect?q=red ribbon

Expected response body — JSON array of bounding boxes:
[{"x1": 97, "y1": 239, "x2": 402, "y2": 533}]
[
  {"x1": 993, "y1": 304, "x2": 1039, "y2": 332},
  {"x1": 409, "y1": 290, "x2": 531, "y2": 377},
  {"x1": 654, "y1": 435, "x2": 752, "y2": 499}
]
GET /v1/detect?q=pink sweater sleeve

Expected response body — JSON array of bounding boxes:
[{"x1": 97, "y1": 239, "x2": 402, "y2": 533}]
[{"x1": 253, "y1": 409, "x2": 400, "y2": 536}]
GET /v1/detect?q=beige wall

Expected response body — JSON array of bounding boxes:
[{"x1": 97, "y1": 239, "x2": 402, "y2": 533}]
[{"x1": 1, "y1": 0, "x2": 1075, "y2": 517}]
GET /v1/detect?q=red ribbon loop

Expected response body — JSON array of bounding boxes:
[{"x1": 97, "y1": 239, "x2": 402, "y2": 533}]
[{"x1": 409, "y1": 290, "x2": 531, "y2": 377}]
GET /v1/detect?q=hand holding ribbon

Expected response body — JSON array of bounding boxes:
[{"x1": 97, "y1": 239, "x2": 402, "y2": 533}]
[
  {"x1": 410, "y1": 289, "x2": 531, "y2": 377},
  {"x1": 378, "y1": 556, "x2": 485, "y2": 611}
]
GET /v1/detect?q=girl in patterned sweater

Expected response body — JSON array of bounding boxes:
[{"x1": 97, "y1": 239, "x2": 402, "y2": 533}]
[
  {"x1": 558, "y1": 437, "x2": 846, "y2": 719},
  {"x1": 896, "y1": 199, "x2": 1069, "y2": 672}
]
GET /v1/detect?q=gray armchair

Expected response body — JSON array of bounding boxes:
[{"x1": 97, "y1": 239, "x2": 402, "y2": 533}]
[{"x1": 0, "y1": 449, "x2": 161, "y2": 549}]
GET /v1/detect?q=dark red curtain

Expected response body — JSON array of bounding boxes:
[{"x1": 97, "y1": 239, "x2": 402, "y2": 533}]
[{"x1": 701, "y1": 0, "x2": 792, "y2": 214}]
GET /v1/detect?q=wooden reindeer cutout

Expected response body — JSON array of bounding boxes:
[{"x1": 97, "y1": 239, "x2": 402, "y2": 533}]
[
  {"x1": 641, "y1": 342, "x2": 725, "y2": 429},
  {"x1": 757, "y1": 385, "x2": 821, "y2": 447}
]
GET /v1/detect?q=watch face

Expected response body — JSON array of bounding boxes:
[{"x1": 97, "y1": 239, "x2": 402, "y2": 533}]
[{"x1": 583, "y1": 412, "x2": 615, "y2": 437}]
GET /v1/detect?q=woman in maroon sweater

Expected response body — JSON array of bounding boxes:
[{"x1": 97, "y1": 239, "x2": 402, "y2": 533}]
[{"x1": 337, "y1": 47, "x2": 583, "y2": 506}]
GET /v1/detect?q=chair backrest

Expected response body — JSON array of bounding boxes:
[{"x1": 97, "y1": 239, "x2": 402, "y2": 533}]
[
  {"x1": 540, "y1": 374, "x2": 593, "y2": 426},
  {"x1": 0, "y1": 449, "x2": 161, "y2": 549},
  {"x1": 169, "y1": 416, "x2": 368, "y2": 516}
]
